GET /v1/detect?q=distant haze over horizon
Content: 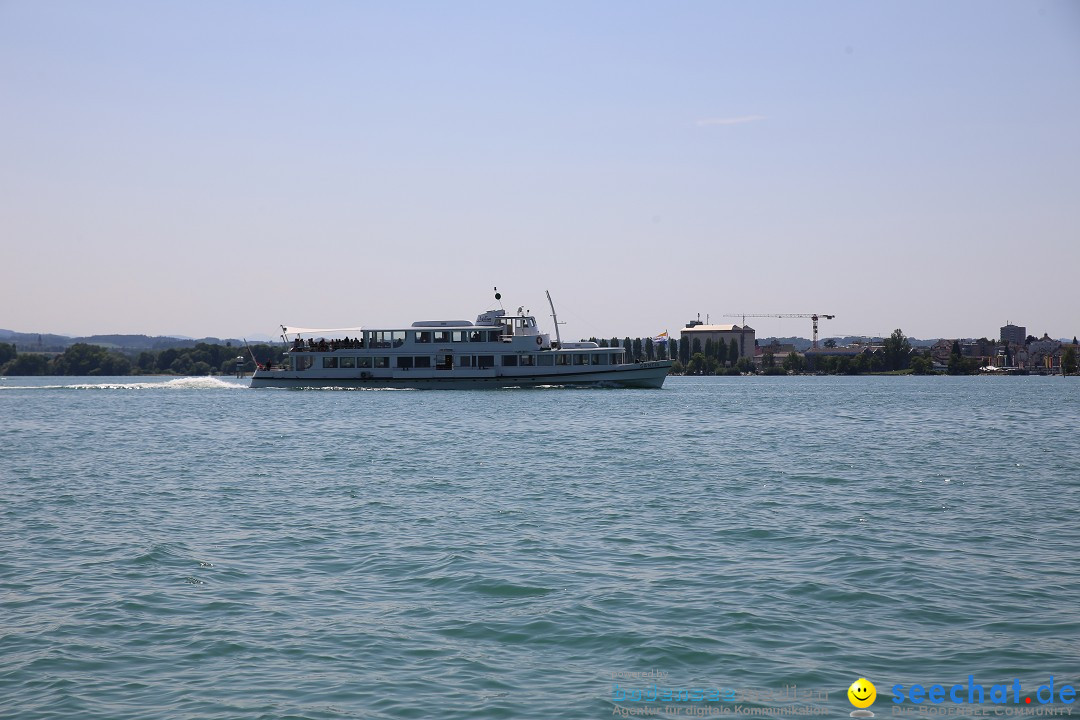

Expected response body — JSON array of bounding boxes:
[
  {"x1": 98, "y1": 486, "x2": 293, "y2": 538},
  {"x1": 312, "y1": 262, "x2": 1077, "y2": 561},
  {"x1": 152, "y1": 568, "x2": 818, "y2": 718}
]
[{"x1": 3, "y1": 2, "x2": 1077, "y2": 340}]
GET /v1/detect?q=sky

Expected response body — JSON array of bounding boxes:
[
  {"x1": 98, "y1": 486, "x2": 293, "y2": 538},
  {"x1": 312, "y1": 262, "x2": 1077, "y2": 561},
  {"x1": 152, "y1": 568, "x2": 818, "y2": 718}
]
[{"x1": 2, "y1": 1, "x2": 1078, "y2": 341}]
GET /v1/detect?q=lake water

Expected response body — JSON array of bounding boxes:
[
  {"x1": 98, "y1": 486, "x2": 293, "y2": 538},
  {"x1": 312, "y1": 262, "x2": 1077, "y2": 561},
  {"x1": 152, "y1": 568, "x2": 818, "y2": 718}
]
[{"x1": 1, "y1": 375, "x2": 1078, "y2": 719}]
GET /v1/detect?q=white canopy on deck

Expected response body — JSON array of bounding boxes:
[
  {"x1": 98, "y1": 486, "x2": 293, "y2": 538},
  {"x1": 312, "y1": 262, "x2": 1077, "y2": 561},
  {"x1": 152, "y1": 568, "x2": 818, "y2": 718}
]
[{"x1": 282, "y1": 326, "x2": 365, "y2": 336}]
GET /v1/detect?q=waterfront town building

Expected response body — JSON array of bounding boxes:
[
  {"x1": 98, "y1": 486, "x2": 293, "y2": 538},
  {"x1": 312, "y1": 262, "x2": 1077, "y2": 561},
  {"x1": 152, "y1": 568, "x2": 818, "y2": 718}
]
[
  {"x1": 1000, "y1": 323, "x2": 1026, "y2": 346},
  {"x1": 680, "y1": 319, "x2": 756, "y2": 360}
]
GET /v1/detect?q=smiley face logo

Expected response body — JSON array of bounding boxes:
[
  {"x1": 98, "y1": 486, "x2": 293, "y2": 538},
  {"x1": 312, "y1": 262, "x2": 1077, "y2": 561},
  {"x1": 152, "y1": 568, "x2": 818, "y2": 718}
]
[{"x1": 848, "y1": 678, "x2": 876, "y2": 709}]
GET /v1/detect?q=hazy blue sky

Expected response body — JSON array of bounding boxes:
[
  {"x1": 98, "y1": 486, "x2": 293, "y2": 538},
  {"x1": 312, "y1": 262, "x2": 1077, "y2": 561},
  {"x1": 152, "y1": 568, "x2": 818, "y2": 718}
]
[{"x1": 3, "y1": 1, "x2": 1078, "y2": 340}]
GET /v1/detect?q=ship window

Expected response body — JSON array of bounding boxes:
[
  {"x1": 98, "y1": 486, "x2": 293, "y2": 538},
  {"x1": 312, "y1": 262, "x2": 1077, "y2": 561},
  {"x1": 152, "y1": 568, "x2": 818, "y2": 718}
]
[
  {"x1": 398, "y1": 356, "x2": 413, "y2": 369},
  {"x1": 536, "y1": 355, "x2": 554, "y2": 366},
  {"x1": 392, "y1": 331, "x2": 406, "y2": 347},
  {"x1": 340, "y1": 357, "x2": 356, "y2": 369},
  {"x1": 502, "y1": 355, "x2": 518, "y2": 366},
  {"x1": 323, "y1": 357, "x2": 338, "y2": 368},
  {"x1": 373, "y1": 331, "x2": 393, "y2": 348},
  {"x1": 488, "y1": 331, "x2": 502, "y2": 342},
  {"x1": 357, "y1": 357, "x2": 372, "y2": 368},
  {"x1": 457, "y1": 355, "x2": 473, "y2": 367},
  {"x1": 452, "y1": 331, "x2": 467, "y2": 342},
  {"x1": 293, "y1": 356, "x2": 313, "y2": 371},
  {"x1": 573, "y1": 354, "x2": 587, "y2": 365},
  {"x1": 436, "y1": 354, "x2": 452, "y2": 370},
  {"x1": 434, "y1": 331, "x2": 451, "y2": 343},
  {"x1": 414, "y1": 356, "x2": 431, "y2": 368},
  {"x1": 520, "y1": 354, "x2": 534, "y2": 366},
  {"x1": 374, "y1": 357, "x2": 389, "y2": 368},
  {"x1": 470, "y1": 331, "x2": 484, "y2": 342},
  {"x1": 556, "y1": 354, "x2": 570, "y2": 366},
  {"x1": 592, "y1": 354, "x2": 607, "y2": 366},
  {"x1": 414, "y1": 331, "x2": 432, "y2": 343},
  {"x1": 477, "y1": 355, "x2": 495, "y2": 369}
]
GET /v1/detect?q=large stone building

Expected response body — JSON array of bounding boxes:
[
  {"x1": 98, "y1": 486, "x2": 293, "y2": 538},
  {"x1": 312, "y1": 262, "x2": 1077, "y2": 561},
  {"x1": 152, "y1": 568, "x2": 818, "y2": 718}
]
[
  {"x1": 1000, "y1": 323, "x2": 1026, "y2": 346},
  {"x1": 679, "y1": 321, "x2": 755, "y2": 359}
]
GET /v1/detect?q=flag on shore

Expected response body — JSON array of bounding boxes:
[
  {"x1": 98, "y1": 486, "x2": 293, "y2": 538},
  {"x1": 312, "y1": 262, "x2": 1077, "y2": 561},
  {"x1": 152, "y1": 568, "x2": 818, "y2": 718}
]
[{"x1": 653, "y1": 330, "x2": 669, "y2": 344}]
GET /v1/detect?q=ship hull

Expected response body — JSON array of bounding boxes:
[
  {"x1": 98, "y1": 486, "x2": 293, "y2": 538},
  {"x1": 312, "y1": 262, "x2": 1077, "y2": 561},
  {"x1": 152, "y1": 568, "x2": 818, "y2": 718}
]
[{"x1": 249, "y1": 361, "x2": 670, "y2": 390}]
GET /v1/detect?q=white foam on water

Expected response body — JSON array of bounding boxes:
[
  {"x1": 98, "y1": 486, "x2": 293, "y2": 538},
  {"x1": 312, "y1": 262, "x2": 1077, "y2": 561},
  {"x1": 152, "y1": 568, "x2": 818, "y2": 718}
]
[{"x1": 0, "y1": 377, "x2": 248, "y2": 391}]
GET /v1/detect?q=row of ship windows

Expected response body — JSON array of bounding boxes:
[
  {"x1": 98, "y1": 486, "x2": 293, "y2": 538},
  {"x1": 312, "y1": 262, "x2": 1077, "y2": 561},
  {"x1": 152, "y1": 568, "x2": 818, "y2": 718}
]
[
  {"x1": 294, "y1": 353, "x2": 624, "y2": 371},
  {"x1": 292, "y1": 329, "x2": 512, "y2": 351},
  {"x1": 369, "y1": 330, "x2": 506, "y2": 345}
]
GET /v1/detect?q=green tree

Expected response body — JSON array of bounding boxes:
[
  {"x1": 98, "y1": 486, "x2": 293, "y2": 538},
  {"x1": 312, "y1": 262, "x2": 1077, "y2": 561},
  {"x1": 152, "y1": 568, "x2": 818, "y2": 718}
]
[
  {"x1": 136, "y1": 351, "x2": 157, "y2": 373},
  {"x1": 1063, "y1": 346, "x2": 1078, "y2": 375},
  {"x1": 623, "y1": 337, "x2": 633, "y2": 359},
  {"x1": 882, "y1": 329, "x2": 912, "y2": 371},
  {"x1": 632, "y1": 337, "x2": 643, "y2": 361},
  {"x1": 645, "y1": 337, "x2": 654, "y2": 360},
  {"x1": 691, "y1": 337, "x2": 701, "y2": 355},
  {"x1": 853, "y1": 355, "x2": 869, "y2": 374},
  {"x1": 782, "y1": 352, "x2": 804, "y2": 373},
  {"x1": 715, "y1": 338, "x2": 727, "y2": 366},
  {"x1": 656, "y1": 341, "x2": 667, "y2": 360},
  {"x1": 735, "y1": 356, "x2": 754, "y2": 373},
  {"x1": 762, "y1": 351, "x2": 775, "y2": 369},
  {"x1": 728, "y1": 338, "x2": 739, "y2": 365},
  {"x1": 823, "y1": 338, "x2": 837, "y2": 348},
  {"x1": 947, "y1": 341, "x2": 975, "y2": 375},
  {"x1": 910, "y1": 355, "x2": 932, "y2": 374},
  {"x1": 51, "y1": 343, "x2": 107, "y2": 374},
  {"x1": 704, "y1": 338, "x2": 714, "y2": 361},
  {"x1": 0, "y1": 343, "x2": 15, "y2": 365},
  {"x1": 170, "y1": 356, "x2": 193, "y2": 374},
  {"x1": 1, "y1": 353, "x2": 50, "y2": 375},
  {"x1": 157, "y1": 348, "x2": 180, "y2": 372},
  {"x1": 671, "y1": 359, "x2": 684, "y2": 375},
  {"x1": 51, "y1": 343, "x2": 131, "y2": 375},
  {"x1": 687, "y1": 352, "x2": 707, "y2": 375},
  {"x1": 679, "y1": 336, "x2": 690, "y2": 364}
]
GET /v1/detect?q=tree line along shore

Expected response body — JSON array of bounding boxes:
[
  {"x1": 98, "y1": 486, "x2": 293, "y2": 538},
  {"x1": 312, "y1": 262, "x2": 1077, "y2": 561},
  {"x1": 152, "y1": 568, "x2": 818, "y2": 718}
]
[
  {"x1": 10, "y1": 328, "x2": 1080, "y2": 379},
  {"x1": 1, "y1": 329, "x2": 1076, "y2": 377},
  {"x1": 0, "y1": 342, "x2": 283, "y2": 377},
  {"x1": 590, "y1": 329, "x2": 939, "y2": 375}
]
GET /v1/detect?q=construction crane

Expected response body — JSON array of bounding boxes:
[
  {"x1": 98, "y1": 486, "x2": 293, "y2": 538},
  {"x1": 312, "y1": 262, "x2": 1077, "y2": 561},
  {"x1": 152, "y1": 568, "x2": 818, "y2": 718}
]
[{"x1": 724, "y1": 313, "x2": 837, "y2": 349}]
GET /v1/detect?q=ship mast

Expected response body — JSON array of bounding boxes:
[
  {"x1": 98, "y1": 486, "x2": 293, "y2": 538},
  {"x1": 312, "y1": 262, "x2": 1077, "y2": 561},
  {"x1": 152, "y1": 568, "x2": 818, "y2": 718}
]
[{"x1": 545, "y1": 290, "x2": 563, "y2": 349}]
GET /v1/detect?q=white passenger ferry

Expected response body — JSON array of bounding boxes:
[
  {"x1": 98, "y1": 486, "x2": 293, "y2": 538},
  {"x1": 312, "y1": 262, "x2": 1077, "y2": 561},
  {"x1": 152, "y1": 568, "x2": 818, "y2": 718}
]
[{"x1": 249, "y1": 292, "x2": 671, "y2": 389}]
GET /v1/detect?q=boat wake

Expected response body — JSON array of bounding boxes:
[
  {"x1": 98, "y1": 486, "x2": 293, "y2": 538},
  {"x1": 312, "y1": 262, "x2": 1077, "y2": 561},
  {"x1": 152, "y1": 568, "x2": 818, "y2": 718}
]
[{"x1": 0, "y1": 377, "x2": 247, "y2": 391}]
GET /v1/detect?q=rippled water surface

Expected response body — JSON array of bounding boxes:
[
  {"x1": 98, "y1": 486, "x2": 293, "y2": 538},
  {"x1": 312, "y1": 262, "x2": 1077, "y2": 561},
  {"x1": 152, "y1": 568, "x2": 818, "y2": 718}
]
[{"x1": 2, "y1": 375, "x2": 1078, "y2": 719}]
